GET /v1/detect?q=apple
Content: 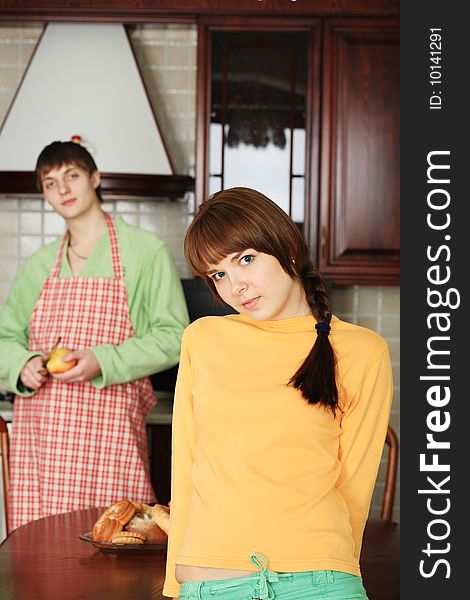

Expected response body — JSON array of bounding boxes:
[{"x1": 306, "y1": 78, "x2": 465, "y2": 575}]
[{"x1": 46, "y1": 347, "x2": 77, "y2": 374}]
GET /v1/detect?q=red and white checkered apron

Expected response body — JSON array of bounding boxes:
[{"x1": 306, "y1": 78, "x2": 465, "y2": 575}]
[{"x1": 9, "y1": 213, "x2": 157, "y2": 531}]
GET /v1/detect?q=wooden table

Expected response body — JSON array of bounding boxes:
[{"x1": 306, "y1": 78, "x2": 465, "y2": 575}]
[
  {"x1": 0, "y1": 508, "x2": 166, "y2": 600},
  {"x1": 0, "y1": 508, "x2": 399, "y2": 600}
]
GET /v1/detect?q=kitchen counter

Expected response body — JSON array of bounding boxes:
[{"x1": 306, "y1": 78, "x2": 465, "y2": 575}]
[{"x1": 0, "y1": 390, "x2": 174, "y2": 425}]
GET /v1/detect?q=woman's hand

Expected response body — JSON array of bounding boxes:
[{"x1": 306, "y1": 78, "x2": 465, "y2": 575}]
[
  {"x1": 20, "y1": 356, "x2": 49, "y2": 390},
  {"x1": 51, "y1": 349, "x2": 101, "y2": 384}
]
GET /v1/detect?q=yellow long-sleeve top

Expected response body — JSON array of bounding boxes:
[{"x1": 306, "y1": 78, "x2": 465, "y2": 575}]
[{"x1": 163, "y1": 313, "x2": 393, "y2": 598}]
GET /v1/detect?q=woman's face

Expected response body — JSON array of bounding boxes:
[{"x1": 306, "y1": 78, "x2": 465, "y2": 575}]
[{"x1": 206, "y1": 249, "x2": 310, "y2": 321}]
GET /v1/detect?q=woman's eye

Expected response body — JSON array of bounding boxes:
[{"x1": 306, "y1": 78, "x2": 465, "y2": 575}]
[
  {"x1": 212, "y1": 272, "x2": 225, "y2": 282},
  {"x1": 240, "y1": 255, "x2": 254, "y2": 266}
]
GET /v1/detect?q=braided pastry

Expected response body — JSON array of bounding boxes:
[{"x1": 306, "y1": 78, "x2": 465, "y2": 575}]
[{"x1": 92, "y1": 499, "x2": 169, "y2": 544}]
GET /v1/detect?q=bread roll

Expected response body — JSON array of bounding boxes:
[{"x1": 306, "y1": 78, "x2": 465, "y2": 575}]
[
  {"x1": 92, "y1": 499, "x2": 137, "y2": 542},
  {"x1": 125, "y1": 513, "x2": 167, "y2": 544},
  {"x1": 92, "y1": 500, "x2": 170, "y2": 544},
  {"x1": 151, "y1": 503, "x2": 170, "y2": 535}
]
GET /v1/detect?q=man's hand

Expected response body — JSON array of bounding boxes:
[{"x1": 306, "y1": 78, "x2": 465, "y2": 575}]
[
  {"x1": 51, "y1": 349, "x2": 101, "y2": 384},
  {"x1": 20, "y1": 356, "x2": 49, "y2": 390}
]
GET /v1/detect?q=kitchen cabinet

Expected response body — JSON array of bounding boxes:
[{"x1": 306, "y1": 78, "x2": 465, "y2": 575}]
[
  {"x1": 318, "y1": 19, "x2": 399, "y2": 285},
  {"x1": 196, "y1": 17, "x2": 399, "y2": 286}
]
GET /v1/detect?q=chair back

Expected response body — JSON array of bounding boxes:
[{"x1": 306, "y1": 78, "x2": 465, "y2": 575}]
[
  {"x1": 381, "y1": 425, "x2": 399, "y2": 521},
  {"x1": 0, "y1": 415, "x2": 10, "y2": 535}
]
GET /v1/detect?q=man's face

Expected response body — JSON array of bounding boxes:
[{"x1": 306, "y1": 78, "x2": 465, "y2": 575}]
[{"x1": 41, "y1": 163, "x2": 100, "y2": 220}]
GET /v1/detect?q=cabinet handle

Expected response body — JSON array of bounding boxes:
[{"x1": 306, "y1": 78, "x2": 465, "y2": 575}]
[{"x1": 320, "y1": 226, "x2": 328, "y2": 259}]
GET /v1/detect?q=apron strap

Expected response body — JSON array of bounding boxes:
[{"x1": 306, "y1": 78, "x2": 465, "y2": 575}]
[
  {"x1": 50, "y1": 213, "x2": 123, "y2": 280},
  {"x1": 50, "y1": 228, "x2": 70, "y2": 279},
  {"x1": 104, "y1": 213, "x2": 124, "y2": 280}
]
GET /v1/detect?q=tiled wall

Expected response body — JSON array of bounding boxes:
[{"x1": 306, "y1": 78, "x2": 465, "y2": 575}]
[
  {"x1": 129, "y1": 24, "x2": 197, "y2": 175},
  {"x1": 0, "y1": 24, "x2": 42, "y2": 121},
  {"x1": 0, "y1": 23, "x2": 400, "y2": 522}
]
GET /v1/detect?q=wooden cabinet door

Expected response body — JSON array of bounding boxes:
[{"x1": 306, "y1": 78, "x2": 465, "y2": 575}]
[{"x1": 318, "y1": 19, "x2": 399, "y2": 285}]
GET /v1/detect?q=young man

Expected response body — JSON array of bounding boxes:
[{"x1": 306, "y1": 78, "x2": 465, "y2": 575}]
[{"x1": 0, "y1": 141, "x2": 189, "y2": 531}]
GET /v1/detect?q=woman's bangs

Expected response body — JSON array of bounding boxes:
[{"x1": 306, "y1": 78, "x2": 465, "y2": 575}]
[{"x1": 186, "y1": 214, "x2": 262, "y2": 276}]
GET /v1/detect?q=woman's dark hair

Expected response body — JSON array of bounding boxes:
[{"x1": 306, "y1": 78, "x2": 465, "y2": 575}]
[
  {"x1": 184, "y1": 187, "x2": 338, "y2": 413},
  {"x1": 35, "y1": 140, "x2": 102, "y2": 201}
]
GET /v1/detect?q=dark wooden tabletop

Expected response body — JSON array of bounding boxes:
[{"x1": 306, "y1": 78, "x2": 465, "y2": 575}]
[
  {"x1": 0, "y1": 508, "x2": 399, "y2": 600},
  {"x1": 0, "y1": 508, "x2": 166, "y2": 600}
]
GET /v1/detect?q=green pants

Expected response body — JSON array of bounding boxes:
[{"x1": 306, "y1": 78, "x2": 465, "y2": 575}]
[{"x1": 179, "y1": 553, "x2": 369, "y2": 599}]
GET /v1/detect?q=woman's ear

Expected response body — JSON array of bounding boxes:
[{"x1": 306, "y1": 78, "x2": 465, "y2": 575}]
[{"x1": 91, "y1": 170, "x2": 101, "y2": 190}]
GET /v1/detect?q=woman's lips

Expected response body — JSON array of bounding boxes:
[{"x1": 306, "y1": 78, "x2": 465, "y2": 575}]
[
  {"x1": 62, "y1": 198, "x2": 76, "y2": 206},
  {"x1": 241, "y1": 296, "x2": 261, "y2": 310}
]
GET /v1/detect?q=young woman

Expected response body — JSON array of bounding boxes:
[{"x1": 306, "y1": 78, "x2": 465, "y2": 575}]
[
  {"x1": 0, "y1": 141, "x2": 189, "y2": 531},
  {"x1": 163, "y1": 187, "x2": 393, "y2": 600}
]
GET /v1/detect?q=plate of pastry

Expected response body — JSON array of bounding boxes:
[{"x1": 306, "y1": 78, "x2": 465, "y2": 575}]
[
  {"x1": 79, "y1": 499, "x2": 169, "y2": 555},
  {"x1": 79, "y1": 531, "x2": 167, "y2": 554}
]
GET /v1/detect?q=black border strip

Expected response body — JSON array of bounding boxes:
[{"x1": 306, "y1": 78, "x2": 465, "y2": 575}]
[{"x1": 401, "y1": 2, "x2": 466, "y2": 596}]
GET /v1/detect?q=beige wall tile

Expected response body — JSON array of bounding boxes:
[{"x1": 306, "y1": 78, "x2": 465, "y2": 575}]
[
  {"x1": 139, "y1": 201, "x2": 166, "y2": 214},
  {"x1": 19, "y1": 212, "x2": 41, "y2": 234},
  {"x1": 0, "y1": 236, "x2": 17, "y2": 257},
  {"x1": 0, "y1": 198, "x2": 18, "y2": 209},
  {"x1": 19, "y1": 235, "x2": 41, "y2": 258},
  {"x1": 356, "y1": 315, "x2": 379, "y2": 331},
  {"x1": 139, "y1": 212, "x2": 167, "y2": 233},
  {"x1": 166, "y1": 26, "x2": 194, "y2": 41},
  {"x1": 382, "y1": 286, "x2": 400, "y2": 312},
  {"x1": 133, "y1": 25, "x2": 166, "y2": 41},
  {"x1": 115, "y1": 201, "x2": 138, "y2": 213},
  {"x1": 0, "y1": 283, "x2": 14, "y2": 306},
  {"x1": 165, "y1": 93, "x2": 192, "y2": 114},
  {"x1": 331, "y1": 286, "x2": 357, "y2": 313},
  {"x1": 0, "y1": 97, "x2": 10, "y2": 116},
  {"x1": 0, "y1": 67, "x2": 23, "y2": 90},
  {"x1": 140, "y1": 45, "x2": 166, "y2": 66},
  {"x1": 357, "y1": 286, "x2": 380, "y2": 313},
  {"x1": 44, "y1": 212, "x2": 65, "y2": 235},
  {"x1": 165, "y1": 70, "x2": 191, "y2": 91},
  {"x1": 17, "y1": 26, "x2": 44, "y2": 39},
  {"x1": 43, "y1": 235, "x2": 58, "y2": 245},
  {"x1": 0, "y1": 25, "x2": 42, "y2": 40},
  {"x1": 167, "y1": 45, "x2": 191, "y2": 66},
  {"x1": 19, "y1": 198, "x2": 41, "y2": 210},
  {"x1": 120, "y1": 213, "x2": 138, "y2": 227},
  {"x1": 381, "y1": 314, "x2": 400, "y2": 337},
  {"x1": 388, "y1": 412, "x2": 400, "y2": 433},
  {"x1": 0, "y1": 213, "x2": 18, "y2": 234},
  {"x1": 0, "y1": 42, "x2": 35, "y2": 65},
  {"x1": 0, "y1": 258, "x2": 19, "y2": 279}
]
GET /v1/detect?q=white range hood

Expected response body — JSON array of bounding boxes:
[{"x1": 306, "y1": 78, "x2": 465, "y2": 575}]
[{"x1": 0, "y1": 22, "x2": 173, "y2": 176}]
